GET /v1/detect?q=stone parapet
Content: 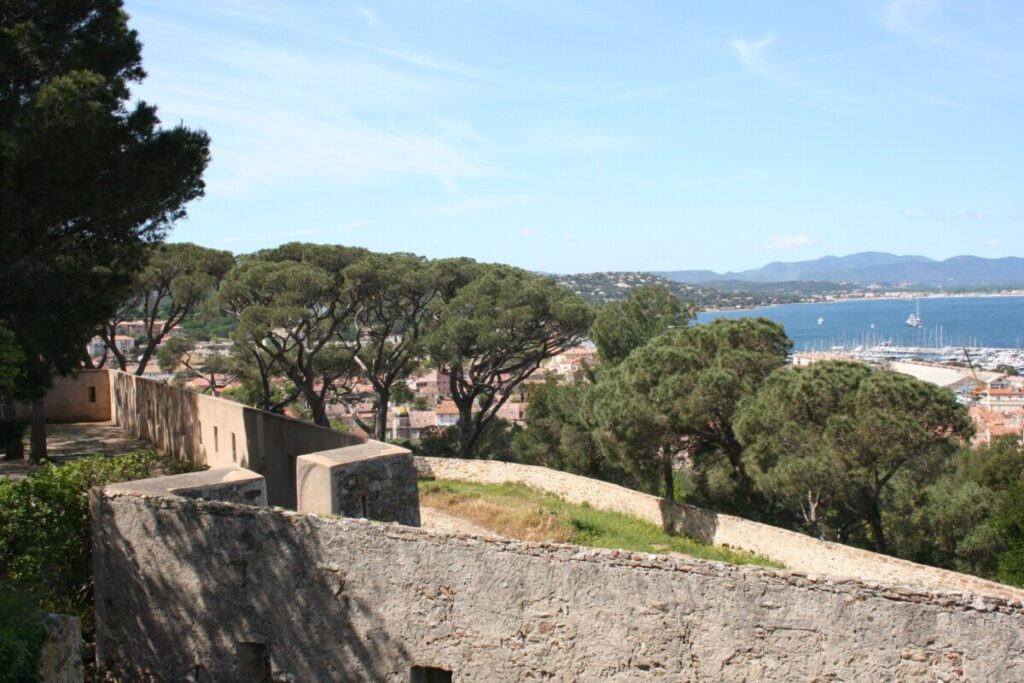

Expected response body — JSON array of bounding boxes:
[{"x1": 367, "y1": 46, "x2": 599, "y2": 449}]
[
  {"x1": 91, "y1": 491, "x2": 1024, "y2": 681},
  {"x1": 297, "y1": 443, "x2": 419, "y2": 525},
  {"x1": 105, "y1": 466, "x2": 267, "y2": 506}
]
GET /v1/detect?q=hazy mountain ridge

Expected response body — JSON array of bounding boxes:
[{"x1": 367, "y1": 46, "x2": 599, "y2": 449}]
[{"x1": 655, "y1": 253, "x2": 1024, "y2": 286}]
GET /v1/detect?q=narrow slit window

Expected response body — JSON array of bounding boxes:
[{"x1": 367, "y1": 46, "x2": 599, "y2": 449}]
[
  {"x1": 88, "y1": 386, "x2": 97, "y2": 403},
  {"x1": 214, "y1": 426, "x2": 219, "y2": 453},
  {"x1": 231, "y1": 433, "x2": 237, "y2": 462}
]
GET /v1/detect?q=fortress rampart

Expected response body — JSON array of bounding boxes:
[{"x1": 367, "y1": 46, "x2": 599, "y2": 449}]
[
  {"x1": 28, "y1": 369, "x2": 1024, "y2": 678},
  {"x1": 92, "y1": 476, "x2": 1024, "y2": 681}
]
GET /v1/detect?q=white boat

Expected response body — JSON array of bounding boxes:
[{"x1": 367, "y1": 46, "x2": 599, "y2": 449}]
[
  {"x1": 906, "y1": 300, "x2": 922, "y2": 327},
  {"x1": 818, "y1": 317, "x2": 825, "y2": 326}
]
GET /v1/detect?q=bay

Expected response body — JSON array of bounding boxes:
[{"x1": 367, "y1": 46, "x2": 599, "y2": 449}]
[{"x1": 696, "y1": 295, "x2": 1024, "y2": 351}]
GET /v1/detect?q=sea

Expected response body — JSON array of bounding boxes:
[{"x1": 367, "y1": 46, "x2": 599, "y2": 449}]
[{"x1": 696, "y1": 295, "x2": 1024, "y2": 352}]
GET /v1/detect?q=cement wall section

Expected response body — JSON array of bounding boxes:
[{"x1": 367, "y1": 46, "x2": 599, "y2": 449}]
[
  {"x1": 13, "y1": 369, "x2": 111, "y2": 423},
  {"x1": 92, "y1": 491, "x2": 1024, "y2": 682},
  {"x1": 107, "y1": 371, "x2": 363, "y2": 508}
]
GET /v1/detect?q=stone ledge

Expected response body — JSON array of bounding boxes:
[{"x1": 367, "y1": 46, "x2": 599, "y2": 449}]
[{"x1": 104, "y1": 466, "x2": 267, "y2": 506}]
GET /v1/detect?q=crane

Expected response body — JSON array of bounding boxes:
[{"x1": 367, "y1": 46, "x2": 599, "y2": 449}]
[{"x1": 963, "y1": 346, "x2": 986, "y2": 400}]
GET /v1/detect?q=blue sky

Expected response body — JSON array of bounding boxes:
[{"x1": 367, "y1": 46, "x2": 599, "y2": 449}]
[{"x1": 124, "y1": 0, "x2": 1024, "y2": 273}]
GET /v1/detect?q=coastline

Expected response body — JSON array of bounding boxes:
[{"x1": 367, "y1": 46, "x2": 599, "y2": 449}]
[{"x1": 699, "y1": 290, "x2": 1024, "y2": 314}]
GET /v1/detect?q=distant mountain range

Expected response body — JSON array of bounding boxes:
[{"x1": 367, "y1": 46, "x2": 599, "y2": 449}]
[{"x1": 654, "y1": 253, "x2": 1024, "y2": 287}]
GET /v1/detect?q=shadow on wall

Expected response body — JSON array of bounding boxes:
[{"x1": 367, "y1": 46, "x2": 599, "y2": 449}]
[
  {"x1": 109, "y1": 371, "x2": 364, "y2": 508},
  {"x1": 111, "y1": 372, "x2": 204, "y2": 468},
  {"x1": 92, "y1": 494, "x2": 409, "y2": 681}
]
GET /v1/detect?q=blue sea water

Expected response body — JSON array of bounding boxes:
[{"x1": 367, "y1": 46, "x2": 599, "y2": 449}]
[{"x1": 696, "y1": 296, "x2": 1024, "y2": 351}]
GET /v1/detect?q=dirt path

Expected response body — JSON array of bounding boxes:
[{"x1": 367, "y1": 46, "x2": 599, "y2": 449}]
[{"x1": 419, "y1": 506, "x2": 502, "y2": 538}]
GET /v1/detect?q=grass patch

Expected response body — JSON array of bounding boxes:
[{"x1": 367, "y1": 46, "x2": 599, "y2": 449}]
[{"x1": 419, "y1": 479, "x2": 781, "y2": 568}]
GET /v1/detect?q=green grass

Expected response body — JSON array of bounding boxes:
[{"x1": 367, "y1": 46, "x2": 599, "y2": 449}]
[{"x1": 419, "y1": 479, "x2": 782, "y2": 568}]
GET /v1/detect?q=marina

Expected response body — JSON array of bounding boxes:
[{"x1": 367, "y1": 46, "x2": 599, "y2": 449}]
[{"x1": 698, "y1": 295, "x2": 1024, "y2": 369}]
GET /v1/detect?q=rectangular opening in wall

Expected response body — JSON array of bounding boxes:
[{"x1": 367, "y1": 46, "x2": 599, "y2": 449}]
[
  {"x1": 236, "y1": 642, "x2": 271, "y2": 682},
  {"x1": 214, "y1": 426, "x2": 219, "y2": 453},
  {"x1": 231, "y1": 433, "x2": 237, "y2": 462},
  {"x1": 198, "y1": 422, "x2": 203, "y2": 445},
  {"x1": 411, "y1": 666, "x2": 453, "y2": 683},
  {"x1": 88, "y1": 386, "x2": 97, "y2": 403}
]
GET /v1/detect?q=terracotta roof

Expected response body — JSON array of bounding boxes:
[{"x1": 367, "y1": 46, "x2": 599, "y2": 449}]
[{"x1": 435, "y1": 401, "x2": 459, "y2": 415}]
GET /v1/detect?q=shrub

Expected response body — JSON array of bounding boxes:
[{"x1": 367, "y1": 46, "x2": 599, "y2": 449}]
[
  {"x1": 0, "y1": 586, "x2": 45, "y2": 683},
  {"x1": 996, "y1": 483, "x2": 1024, "y2": 587},
  {"x1": 0, "y1": 450, "x2": 200, "y2": 636}
]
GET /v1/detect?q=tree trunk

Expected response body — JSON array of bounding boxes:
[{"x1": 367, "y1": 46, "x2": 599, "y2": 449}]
[
  {"x1": 309, "y1": 398, "x2": 330, "y2": 428},
  {"x1": 29, "y1": 398, "x2": 46, "y2": 464},
  {"x1": 457, "y1": 403, "x2": 479, "y2": 459},
  {"x1": 661, "y1": 450, "x2": 676, "y2": 503},
  {"x1": 864, "y1": 498, "x2": 888, "y2": 554},
  {"x1": 374, "y1": 386, "x2": 390, "y2": 442},
  {"x1": 2, "y1": 400, "x2": 24, "y2": 461}
]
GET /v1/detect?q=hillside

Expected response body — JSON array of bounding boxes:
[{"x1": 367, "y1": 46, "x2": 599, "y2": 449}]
[
  {"x1": 552, "y1": 271, "x2": 806, "y2": 309},
  {"x1": 655, "y1": 252, "x2": 1024, "y2": 287}
]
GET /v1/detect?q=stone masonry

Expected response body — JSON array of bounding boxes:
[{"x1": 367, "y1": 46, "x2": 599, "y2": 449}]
[
  {"x1": 297, "y1": 443, "x2": 420, "y2": 526},
  {"x1": 92, "y1": 487, "x2": 1024, "y2": 682}
]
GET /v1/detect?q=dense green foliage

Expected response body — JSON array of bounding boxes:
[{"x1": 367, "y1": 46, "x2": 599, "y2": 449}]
[
  {"x1": 0, "y1": 586, "x2": 45, "y2": 682},
  {"x1": 995, "y1": 483, "x2": 1024, "y2": 586},
  {"x1": 0, "y1": 451, "x2": 199, "y2": 635},
  {"x1": 590, "y1": 285, "x2": 692, "y2": 367},
  {"x1": 0, "y1": 323, "x2": 23, "y2": 403},
  {"x1": 585, "y1": 318, "x2": 790, "y2": 502},
  {"x1": 0, "y1": 1, "x2": 208, "y2": 461},
  {"x1": 427, "y1": 264, "x2": 594, "y2": 458},
  {"x1": 216, "y1": 243, "x2": 367, "y2": 426},
  {"x1": 420, "y1": 479, "x2": 781, "y2": 567},
  {"x1": 735, "y1": 361, "x2": 972, "y2": 553},
  {"x1": 346, "y1": 253, "x2": 460, "y2": 440}
]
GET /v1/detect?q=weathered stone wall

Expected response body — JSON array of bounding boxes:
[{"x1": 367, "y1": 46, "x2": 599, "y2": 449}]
[
  {"x1": 297, "y1": 444, "x2": 420, "y2": 525},
  {"x1": 92, "y1": 490, "x2": 1024, "y2": 682},
  {"x1": 415, "y1": 456, "x2": 1024, "y2": 601},
  {"x1": 13, "y1": 369, "x2": 111, "y2": 423},
  {"x1": 107, "y1": 371, "x2": 363, "y2": 507}
]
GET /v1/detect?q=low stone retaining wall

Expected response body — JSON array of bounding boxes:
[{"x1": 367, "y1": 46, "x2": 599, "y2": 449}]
[
  {"x1": 92, "y1": 489, "x2": 1024, "y2": 681},
  {"x1": 414, "y1": 456, "x2": 1024, "y2": 601}
]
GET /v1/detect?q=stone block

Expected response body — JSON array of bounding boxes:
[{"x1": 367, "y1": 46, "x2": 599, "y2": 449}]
[
  {"x1": 38, "y1": 614, "x2": 83, "y2": 683},
  {"x1": 297, "y1": 442, "x2": 419, "y2": 525}
]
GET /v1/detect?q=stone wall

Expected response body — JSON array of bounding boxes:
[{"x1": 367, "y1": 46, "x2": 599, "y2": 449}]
[
  {"x1": 415, "y1": 456, "x2": 1024, "y2": 601},
  {"x1": 297, "y1": 444, "x2": 420, "y2": 525},
  {"x1": 92, "y1": 489, "x2": 1024, "y2": 682},
  {"x1": 13, "y1": 369, "x2": 111, "y2": 423},
  {"x1": 107, "y1": 371, "x2": 363, "y2": 508}
]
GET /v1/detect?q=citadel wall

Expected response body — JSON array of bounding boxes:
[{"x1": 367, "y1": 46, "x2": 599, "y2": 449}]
[
  {"x1": 92, "y1": 482, "x2": 1024, "y2": 682},
  {"x1": 415, "y1": 457, "x2": 1024, "y2": 601}
]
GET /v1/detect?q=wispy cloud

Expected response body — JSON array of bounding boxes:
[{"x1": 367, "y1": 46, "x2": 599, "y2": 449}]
[
  {"x1": 351, "y1": 3, "x2": 376, "y2": 26},
  {"x1": 521, "y1": 227, "x2": 533, "y2": 238},
  {"x1": 757, "y1": 234, "x2": 818, "y2": 252},
  {"x1": 978, "y1": 238, "x2": 1000, "y2": 246},
  {"x1": 730, "y1": 34, "x2": 778, "y2": 78},
  {"x1": 130, "y1": 15, "x2": 493, "y2": 198}
]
